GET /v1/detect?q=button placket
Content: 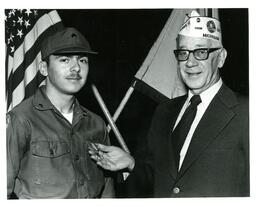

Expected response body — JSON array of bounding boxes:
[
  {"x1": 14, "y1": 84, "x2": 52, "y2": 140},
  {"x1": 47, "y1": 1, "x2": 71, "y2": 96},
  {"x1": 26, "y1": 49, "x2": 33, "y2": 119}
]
[{"x1": 74, "y1": 154, "x2": 80, "y2": 161}]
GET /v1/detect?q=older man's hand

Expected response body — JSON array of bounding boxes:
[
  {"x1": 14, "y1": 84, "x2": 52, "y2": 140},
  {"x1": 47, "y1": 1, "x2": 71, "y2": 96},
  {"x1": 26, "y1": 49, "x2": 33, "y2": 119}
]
[{"x1": 88, "y1": 143, "x2": 135, "y2": 171}]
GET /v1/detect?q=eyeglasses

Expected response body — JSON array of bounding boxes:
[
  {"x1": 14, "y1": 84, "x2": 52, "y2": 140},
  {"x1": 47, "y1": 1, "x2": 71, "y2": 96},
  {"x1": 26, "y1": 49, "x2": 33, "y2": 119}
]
[{"x1": 173, "y1": 48, "x2": 221, "y2": 61}]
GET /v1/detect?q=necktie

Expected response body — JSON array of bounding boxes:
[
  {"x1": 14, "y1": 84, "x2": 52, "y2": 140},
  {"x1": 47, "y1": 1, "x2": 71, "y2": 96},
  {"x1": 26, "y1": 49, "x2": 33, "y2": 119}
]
[{"x1": 171, "y1": 95, "x2": 202, "y2": 169}]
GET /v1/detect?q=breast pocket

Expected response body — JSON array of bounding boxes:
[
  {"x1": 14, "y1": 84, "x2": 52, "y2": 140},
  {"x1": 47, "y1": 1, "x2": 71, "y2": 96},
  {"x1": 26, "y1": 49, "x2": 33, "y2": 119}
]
[
  {"x1": 31, "y1": 141, "x2": 70, "y2": 158},
  {"x1": 29, "y1": 140, "x2": 74, "y2": 186}
]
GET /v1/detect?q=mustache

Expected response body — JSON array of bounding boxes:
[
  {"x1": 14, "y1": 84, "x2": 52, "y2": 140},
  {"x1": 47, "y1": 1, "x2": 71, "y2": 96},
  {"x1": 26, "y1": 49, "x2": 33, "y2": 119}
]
[{"x1": 66, "y1": 73, "x2": 82, "y2": 79}]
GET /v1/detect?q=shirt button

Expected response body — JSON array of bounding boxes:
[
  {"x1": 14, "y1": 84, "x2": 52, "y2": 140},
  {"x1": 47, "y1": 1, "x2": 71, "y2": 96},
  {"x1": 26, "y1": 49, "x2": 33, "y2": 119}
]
[
  {"x1": 79, "y1": 179, "x2": 84, "y2": 185},
  {"x1": 74, "y1": 155, "x2": 80, "y2": 161},
  {"x1": 49, "y1": 149, "x2": 54, "y2": 155},
  {"x1": 173, "y1": 187, "x2": 180, "y2": 194}
]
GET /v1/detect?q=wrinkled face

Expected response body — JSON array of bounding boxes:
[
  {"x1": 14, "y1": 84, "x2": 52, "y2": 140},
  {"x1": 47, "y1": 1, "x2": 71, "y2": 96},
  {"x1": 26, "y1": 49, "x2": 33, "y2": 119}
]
[
  {"x1": 177, "y1": 35, "x2": 227, "y2": 94},
  {"x1": 42, "y1": 54, "x2": 89, "y2": 96}
]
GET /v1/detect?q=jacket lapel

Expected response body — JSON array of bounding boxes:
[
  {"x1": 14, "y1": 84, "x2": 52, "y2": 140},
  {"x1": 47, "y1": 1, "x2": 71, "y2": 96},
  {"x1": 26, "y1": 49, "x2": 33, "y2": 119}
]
[{"x1": 177, "y1": 84, "x2": 238, "y2": 178}]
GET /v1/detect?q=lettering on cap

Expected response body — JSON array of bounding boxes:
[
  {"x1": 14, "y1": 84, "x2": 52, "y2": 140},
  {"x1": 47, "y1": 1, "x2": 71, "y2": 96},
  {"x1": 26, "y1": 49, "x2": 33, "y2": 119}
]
[{"x1": 178, "y1": 10, "x2": 222, "y2": 44}]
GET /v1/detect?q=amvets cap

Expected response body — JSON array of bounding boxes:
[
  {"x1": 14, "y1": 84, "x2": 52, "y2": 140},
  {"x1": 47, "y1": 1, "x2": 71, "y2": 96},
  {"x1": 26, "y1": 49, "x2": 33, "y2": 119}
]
[
  {"x1": 41, "y1": 27, "x2": 97, "y2": 60},
  {"x1": 178, "y1": 10, "x2": 222, "y2": 45}
]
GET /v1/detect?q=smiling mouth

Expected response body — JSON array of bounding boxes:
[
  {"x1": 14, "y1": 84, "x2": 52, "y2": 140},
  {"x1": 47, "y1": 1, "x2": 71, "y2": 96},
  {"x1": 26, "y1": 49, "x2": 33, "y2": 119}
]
[{"x1": 187, "y1": 72, "x2": 201, "y2": 76}]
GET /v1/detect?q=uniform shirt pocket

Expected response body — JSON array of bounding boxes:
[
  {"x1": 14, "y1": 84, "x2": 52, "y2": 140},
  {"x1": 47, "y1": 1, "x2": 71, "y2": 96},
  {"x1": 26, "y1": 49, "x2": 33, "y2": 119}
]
[
  {"x1": 31, "y1": 141, "x2": 70, "y2": 158},
  {"x1": 28, "y1": 140, "x2": 75, "y2": 188}
]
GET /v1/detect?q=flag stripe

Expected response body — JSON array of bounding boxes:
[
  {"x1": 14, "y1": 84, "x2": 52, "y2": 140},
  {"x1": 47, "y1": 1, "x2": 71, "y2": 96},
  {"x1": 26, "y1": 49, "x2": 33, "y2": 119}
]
[
  {"x1": 24, "y1": 53, "x2": 41, "y2": 85},
  {"x1": 5, "y1": 47, "x2": 10, "y2": 92},
  {"x1": 208, "y1": 9, "x2": 213, "y2": 17},
  {"x1": 6, "y1": 66, "x2": 13, "y2": 111},
  {"x1": 9, "y1": 54, "x2": 42, "y2": 109},
  {"x1": 11, "y1": 80, "x2": 25, "y2": 109},
  {"x1": 7, "y1": 72, "x2": 45, "y2": 111},
  {"x1": 25, "y1": 72, "x2": 45, "y2": 100},
  {"x1": 7, "y1": 55, "x2": 13, "y2": 80}
]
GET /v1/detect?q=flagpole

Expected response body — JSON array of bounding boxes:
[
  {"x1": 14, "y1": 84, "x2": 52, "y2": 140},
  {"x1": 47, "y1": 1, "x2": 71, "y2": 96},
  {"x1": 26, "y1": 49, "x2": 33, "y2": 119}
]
[
  {"x1": 91, "y1": 84, "x2": 130, "y2": 153},
  {"x1": 106, "y1": 81, "x2": 136, "y2": 132}
]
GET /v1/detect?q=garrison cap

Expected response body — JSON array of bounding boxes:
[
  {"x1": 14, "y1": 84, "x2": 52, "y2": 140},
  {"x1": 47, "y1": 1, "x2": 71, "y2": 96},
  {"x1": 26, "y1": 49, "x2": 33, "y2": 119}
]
[{"x1": 178, "y1": 10, "x2": 222, "y2": 45}]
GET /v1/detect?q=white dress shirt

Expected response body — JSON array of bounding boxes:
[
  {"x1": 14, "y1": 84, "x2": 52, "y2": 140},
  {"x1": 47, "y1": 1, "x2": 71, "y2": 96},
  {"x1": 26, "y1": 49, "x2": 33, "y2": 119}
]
[{"x1": 173, "y1": 78, "x2": 223, "y2": 170}]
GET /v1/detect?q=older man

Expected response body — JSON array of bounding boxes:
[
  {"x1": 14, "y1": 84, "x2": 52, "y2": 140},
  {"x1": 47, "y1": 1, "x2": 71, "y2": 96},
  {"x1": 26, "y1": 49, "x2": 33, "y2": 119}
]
[{"x1": 89, "y1": 10, "x2": 249, "y2": 197}]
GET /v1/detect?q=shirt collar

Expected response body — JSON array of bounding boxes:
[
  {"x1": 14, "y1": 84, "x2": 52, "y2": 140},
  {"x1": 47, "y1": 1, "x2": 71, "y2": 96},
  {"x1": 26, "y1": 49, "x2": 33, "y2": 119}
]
[
  {"x1": 187, "y1": 78, "x2": 223, "y2": 106},
  {"x1": 73, "y1": 98, "x2": 89, "y2": 117},
  {"x1": 32, "y1": 86, "x2": 88, "y2": 116},
  {"x1": 32, "y1": 85, "x2": 55, "y2": 110}
]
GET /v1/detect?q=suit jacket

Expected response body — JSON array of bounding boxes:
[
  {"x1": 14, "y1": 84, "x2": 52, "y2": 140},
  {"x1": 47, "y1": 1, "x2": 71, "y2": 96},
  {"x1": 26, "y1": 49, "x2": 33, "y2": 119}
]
[{"x1": 129, "y1": 83, "x2": 249, "y2": 197}]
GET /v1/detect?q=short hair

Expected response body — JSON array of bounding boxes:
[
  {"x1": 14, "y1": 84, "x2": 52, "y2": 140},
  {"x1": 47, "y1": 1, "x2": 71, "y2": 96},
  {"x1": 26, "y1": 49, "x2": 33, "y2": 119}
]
[{"x1": 42, "y1": 56, "x2": 49, "y2": 66}]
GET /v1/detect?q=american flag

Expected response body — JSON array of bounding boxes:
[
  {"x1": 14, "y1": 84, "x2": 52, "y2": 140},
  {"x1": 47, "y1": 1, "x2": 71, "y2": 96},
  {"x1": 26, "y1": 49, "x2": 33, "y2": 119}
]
[{"x1": 5, "y1": 9, "x2": 63, "y2": 111}]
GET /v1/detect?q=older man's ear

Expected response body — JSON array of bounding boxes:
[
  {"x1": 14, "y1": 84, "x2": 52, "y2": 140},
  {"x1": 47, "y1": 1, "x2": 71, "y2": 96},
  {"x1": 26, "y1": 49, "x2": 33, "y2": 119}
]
[{"x1": 217, "y1": 48, "x2": 227, "y2": 68}]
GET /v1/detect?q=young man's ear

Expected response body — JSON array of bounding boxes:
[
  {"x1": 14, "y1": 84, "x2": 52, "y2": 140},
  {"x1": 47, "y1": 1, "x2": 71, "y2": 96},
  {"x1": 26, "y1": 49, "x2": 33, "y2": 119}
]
[
  {"x1": 39, "y1": 61, "x2": 48, "y2": 77},
  {"x1": 217, "y1": 48, "x2": 227, "y2": 68}
]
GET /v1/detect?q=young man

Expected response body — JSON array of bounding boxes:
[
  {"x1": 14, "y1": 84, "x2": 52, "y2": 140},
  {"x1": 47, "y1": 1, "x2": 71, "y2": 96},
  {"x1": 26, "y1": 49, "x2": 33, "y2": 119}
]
[
  {"x1": 89, "y1": 11, "x2": 249, "y2": 197},
  {"x1": 6, "y1": 27, "x2": 114, "y2": 199}
]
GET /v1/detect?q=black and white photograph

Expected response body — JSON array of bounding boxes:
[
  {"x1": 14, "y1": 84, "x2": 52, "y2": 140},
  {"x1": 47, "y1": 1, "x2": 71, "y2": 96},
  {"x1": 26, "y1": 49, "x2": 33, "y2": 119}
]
[{"x1": 1, "y1": 0, "x2": 256, "y2": 206}]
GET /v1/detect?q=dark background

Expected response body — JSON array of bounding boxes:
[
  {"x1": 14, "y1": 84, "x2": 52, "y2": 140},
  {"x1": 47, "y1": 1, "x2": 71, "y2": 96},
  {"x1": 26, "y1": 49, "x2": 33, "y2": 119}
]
[{"x1": 58, "y1": 9, "x2": 249, "y2": 197}]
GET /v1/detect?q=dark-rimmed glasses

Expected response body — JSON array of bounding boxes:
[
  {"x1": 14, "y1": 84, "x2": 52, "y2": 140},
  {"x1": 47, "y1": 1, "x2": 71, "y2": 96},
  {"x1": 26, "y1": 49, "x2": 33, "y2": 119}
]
[{"x1": 173, "y1": 48, "x2": 221, "y2": 61}]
